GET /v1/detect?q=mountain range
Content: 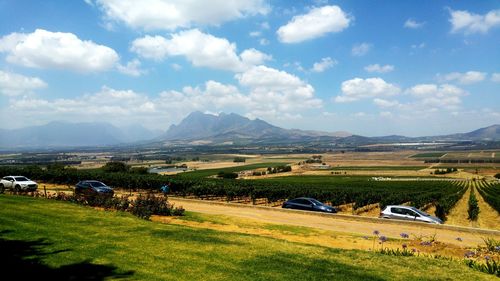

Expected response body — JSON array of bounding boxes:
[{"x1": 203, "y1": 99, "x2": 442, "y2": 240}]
[
  {"x1": 0, "y1": 121, "x2": 162, "y2": 148},
  {"x1": 0, "y1": 112, "x2": 498, "y2": 149}
]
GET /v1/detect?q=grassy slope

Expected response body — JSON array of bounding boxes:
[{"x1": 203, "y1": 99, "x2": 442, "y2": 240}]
[{"x1": 0, "y1": 195, "x2": 496, "y2": 281}]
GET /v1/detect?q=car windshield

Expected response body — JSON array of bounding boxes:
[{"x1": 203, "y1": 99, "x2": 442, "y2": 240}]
[
  {"x1": 14, "y1": 177, "x2": 29, "y2": 181},
  {"x1": 89, "y1": 181, "x2": 106, "y2": 188},
  {"x1": 310, "y1": 199, "x2": 323, "y2": 206},
  {"x1": 411, "y1": 208, "x2": 430, "y2": 217}
]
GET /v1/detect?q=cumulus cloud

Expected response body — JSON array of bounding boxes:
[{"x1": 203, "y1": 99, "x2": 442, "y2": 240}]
[
  {"x1": 131, "y1": 29, "x2": 270, "y2": 72},
  {"x1": 404, "y1": 19, "x2": 425, "y2": 29},
  {"x1": 407, "y1": 83, "x2": 467, "y2": 109},
  {"x1": 235, "y1": 65, "x2": 322, "y2": 118},
  {"x1": 0, "y1": 29, "x2": 118, "y2": 72},
  {"x1": 6, "y1": 66, "x2": 322, "y2": 128},
  {"x1": 364, "y1": 64, "x2": 394, "y2": 73},
  {"x1": 91, "y1": 0, "x2": 269, "y2": 31},
  {"x1": 438, "y1": 71, "x2": 486, "y2": 84},
  {"x1": 351, "y1": 43, "x2": 372, "y2": 56},
  {"x1": 0, "y1": 70, "x2": 47, "y2": 96},
  {"x1": 373, "y1": 98, "x2": 400, "y2": 108},
  {"x1": 117, "y1": 59, "x2": 146, "y2": 77},
  {"x1": 311, "y1": 57, "x2": 337, "y2": 73},
  {"x1": 449, "y1": 9, "x2": 500, "y2": 34},
  {"x1": 277, "y1": 5, "x2": 351, "y2": 43},
  {"x1": 334, "y1": 77, "x2": 400, "y2": 103}
]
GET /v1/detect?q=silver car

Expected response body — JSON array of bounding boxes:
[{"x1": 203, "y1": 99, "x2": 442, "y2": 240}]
[{"x1": 380, "y1": 205, "x2": 443, "y2": 224}]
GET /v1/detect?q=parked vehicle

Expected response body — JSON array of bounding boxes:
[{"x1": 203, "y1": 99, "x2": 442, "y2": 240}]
[
  {"x1": 0, "y1": 176, "x2": 38, "y2": 192},
  {"x1": 75, "y1": 180, "x2": 114, "y2": 198},
  {"x1": 380, "y1": 205, "x2": 443, "y2": 224},
  {"x1": 282, "y1": 197, "x2": 337, "y2": 213}
]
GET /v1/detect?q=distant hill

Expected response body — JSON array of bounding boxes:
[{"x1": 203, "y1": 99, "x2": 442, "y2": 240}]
[
  {"x1": 0, "y1": 122, "x2": 161, "y2": 148},
  {"x1": 442, "y1": 124, "x2": 500, "y2": 141},
  {"x1": 163, "y1": 111, "x2": 351, "y2": 144},
  {"x1": 0, "y1": 113, "x2": 497, "y2": 149}
]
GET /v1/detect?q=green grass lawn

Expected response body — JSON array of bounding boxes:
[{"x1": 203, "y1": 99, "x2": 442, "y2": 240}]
[{"x1": 0, "y1": 195, "x2": 496, "y2": 281}]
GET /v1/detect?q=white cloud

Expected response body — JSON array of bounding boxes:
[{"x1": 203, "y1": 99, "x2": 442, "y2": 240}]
[
  {"x1": 492, "y1": 73, "x2": 500, "y2": 82},
  {"x1": 91, "y1": 0, "x2": 269, "y2": 31},
  {"x1": 449, "y1": 9, "x2": 500, "y2": 34},
  {"x1": 407, "y1": 84, "x2": 467, "y2": 109},
  {"x1": 373, "y1": 98, "x2": 400, "y2": 108},
  {"x1": 438, "y1": 71, "x2": 486, "y2": 85},
  {"x1": 117, "y1": 59, "x2": 146, "y2": 77},
  {"x1": 131, "y1": 29, "x2": 270, "y2": 72},
  {"x1": 379, "y1": 111, "x2": 393, "y2": 118},
  {"x1": 249, "y1": 31, "x2": 261, "y2": 37},
  {"x1": 240, "y1": 48, "x2": 272, "y2": 66},
  {"x1": 259, "y1": 38, "x2": 270, "y2": 46},
  {"x1": 130, "y1": 35, "x2": 170, "y2": 61},
  {"x1": 277, "y1": 5, "x2": 351, "y2": 43},
  {"x1": 334, "y1": 77, "x2": 400, "y2": 103},
  {"x1": 0, "y1": 29, "x2": 118, "y2": 72},
  {"x1": 235, "y1": 65, "x2": 322, "y2": 116},
  {"x1": 0, "y1": 70, "x2": 47, "y2": 96},
  {"x1": 351, "y1": 43, "x2": 372, "y2": 56},
  {"x1": 311, "y1": 57, "x2": 337, "y2": 73},
  {"x1": 6, "y1": 66, "x2": 322, "y2": 129},
  {"x1": 364, "y1": 64, "x2": 394, "y2": 73},
  {"x1": 171, "y1": 63, "x2": 182, "y2": 71},
  {"x1": 411, "y1": 42, "x2": 426, "y2": 49},
  {"x1": 404, "y1": 19, "x2": 425, "y2": 29}
]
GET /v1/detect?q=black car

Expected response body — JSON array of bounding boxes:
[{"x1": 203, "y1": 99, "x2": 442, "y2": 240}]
[
  {"x1": 282, "y1": 197, "x2": 337, "y2": 213},
  {"x1": 75, "y1": 180, "x2": 114, "y2": 198}
]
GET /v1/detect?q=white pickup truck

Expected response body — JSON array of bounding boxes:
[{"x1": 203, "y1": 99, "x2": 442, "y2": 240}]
[{"x1": 0, "y1": 176, "x2": 38, "y2": 193}]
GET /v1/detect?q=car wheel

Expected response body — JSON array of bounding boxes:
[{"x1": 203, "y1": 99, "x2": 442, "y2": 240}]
[{"x1": 14, "y1": 185, "x2": 21, "y2": 192}]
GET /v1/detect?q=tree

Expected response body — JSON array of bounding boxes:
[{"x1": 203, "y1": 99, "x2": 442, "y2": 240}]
[
  {"x1": 102, "y1": 161, "x2": 129, "y2": 173},
  {"x1": 233, "y1": 157, "x2": 246, "y2": 163}
]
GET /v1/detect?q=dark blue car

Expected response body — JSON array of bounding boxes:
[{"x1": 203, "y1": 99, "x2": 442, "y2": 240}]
[
  {"x1": 282, "y1": 197, "x2": 337, "y2": 213},
  {"x1": 75, "y1": 180, "x2": 114, "y2": 198}
]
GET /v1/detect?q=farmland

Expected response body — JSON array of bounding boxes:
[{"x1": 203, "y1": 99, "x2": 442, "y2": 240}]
[
  {"x1": 1, "y1": 195, "x2": 498, "y2": 280},
  {"x1": 0, "y1": 149, "x2": 499, "y2": 230}
]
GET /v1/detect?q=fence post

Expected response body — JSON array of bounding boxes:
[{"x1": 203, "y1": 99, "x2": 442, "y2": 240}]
[{"x1": 44, "y1": 185, "x2": 47, "y2": 198}]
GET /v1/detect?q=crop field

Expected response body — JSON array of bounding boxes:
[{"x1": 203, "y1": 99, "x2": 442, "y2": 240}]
[
  {"x1": 410, "y1": 152, "x2": 447, "y2": 158},
  {"x1": 0, "y1": 149, "x2": 498, "y2": 230},
  {"x1": 2, "y1": 195, "x2": 497, "y2": 280}
]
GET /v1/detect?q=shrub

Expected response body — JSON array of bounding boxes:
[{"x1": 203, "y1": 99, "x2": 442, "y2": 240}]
[
  {"x1": 130, "y1": 167, "x2": 149, "y2": 174},
  {"x1": 217, "y1": 172, "x2": 238, "y2": 179},
  {"x1": 468, "y1": 191, "x2": 480, "y2": 221},
  {"x1": 233, "y1": 157, "x2": 246, "y2": 163},
  {"x1": 102, "y1": 161, "x2": 129, "y2": 173}
]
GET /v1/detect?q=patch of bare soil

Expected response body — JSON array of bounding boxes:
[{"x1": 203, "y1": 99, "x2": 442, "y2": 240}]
[
  {"x1": 446, "y1": 185, "x2": 473, "y2": 228},
  {"x1": 475, "y1": 185, "x2": 500, "y2": 230}
]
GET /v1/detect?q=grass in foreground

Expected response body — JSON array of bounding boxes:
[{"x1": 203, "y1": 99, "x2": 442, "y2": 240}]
[{"x1": 0, "y1": 195, "x2": 496, "y2": 281}]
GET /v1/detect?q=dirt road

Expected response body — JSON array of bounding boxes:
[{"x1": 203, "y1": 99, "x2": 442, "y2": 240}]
[{"x1": 169, "y1": 197, "x2": 500, "y2": 247}]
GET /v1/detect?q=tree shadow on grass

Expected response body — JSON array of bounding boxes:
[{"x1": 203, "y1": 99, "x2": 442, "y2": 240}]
[{"x1": 0, "y1": 234, "x2": 134, "y2": 280}]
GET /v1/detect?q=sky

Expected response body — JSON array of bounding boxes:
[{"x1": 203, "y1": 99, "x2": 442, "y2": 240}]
[{"x1": 0, "y1": 0, "x2": 499, "y2": 137}]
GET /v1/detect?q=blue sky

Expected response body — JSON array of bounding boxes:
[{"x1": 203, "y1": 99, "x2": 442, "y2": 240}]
[{"x1": 0, "y1": 0, "x2": 498, "y2": 136}]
